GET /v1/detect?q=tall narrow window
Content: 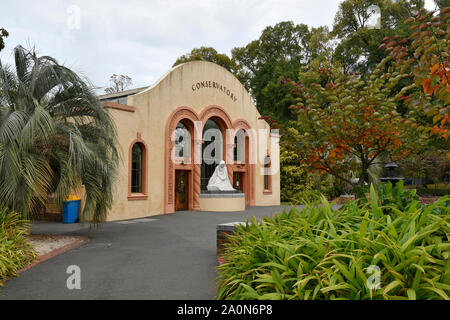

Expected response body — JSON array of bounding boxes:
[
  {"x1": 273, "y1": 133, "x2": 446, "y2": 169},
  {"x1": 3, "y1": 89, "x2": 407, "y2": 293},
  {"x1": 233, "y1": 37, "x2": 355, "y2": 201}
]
[
  {"x1": 131, "y1": 143, "x2": 143, "y2": 193},
  {"x1": 175, "y1": 122, "x2": 191, "y2": 159},
  {"x1": 264, "y1": 155, "x2": 271, "y2": 192},
  {"x1": 201, "y1": 119, "x2": 223, "y2": 190},
  {"x1": 233, "y1": 129, "x2": 245, "y2": 163}
]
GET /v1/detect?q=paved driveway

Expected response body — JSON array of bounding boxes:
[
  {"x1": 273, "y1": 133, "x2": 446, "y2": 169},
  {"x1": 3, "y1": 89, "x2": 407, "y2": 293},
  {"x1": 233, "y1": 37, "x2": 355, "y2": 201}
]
[{"x1": 0, "y1": 206, "x2": 290, "y2": 300}]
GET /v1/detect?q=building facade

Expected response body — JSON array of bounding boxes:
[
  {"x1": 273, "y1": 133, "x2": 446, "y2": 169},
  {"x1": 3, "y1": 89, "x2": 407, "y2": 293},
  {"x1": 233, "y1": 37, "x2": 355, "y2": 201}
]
[{"x1": 100, "y1": 61, "x2": 280, "y2": 221}]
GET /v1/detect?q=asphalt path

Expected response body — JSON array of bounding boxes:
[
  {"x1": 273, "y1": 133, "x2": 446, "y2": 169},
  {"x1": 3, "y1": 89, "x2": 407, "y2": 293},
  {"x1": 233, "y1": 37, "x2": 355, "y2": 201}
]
[{"x1": 1, "y1": 206, "x2": 294, "y2": 300}]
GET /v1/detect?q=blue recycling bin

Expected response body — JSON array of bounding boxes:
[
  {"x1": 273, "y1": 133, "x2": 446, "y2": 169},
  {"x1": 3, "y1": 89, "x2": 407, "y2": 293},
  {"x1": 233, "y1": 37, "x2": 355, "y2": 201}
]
[{"x1": 62, "y1": 200, "x2": 80, "y2": 223}]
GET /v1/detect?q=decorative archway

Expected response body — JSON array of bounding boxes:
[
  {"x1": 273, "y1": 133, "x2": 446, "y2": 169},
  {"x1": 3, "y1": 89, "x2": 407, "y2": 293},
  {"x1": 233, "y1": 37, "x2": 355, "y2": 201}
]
[
  {"x1": 164, "y1": 105, "x2": 256, "y2": 213},
  {"x1": 199, "y1": 106, "x2": 233, "y2": 128},
  {"x1": 164, "y1": 107, "x2": 200, "y2": 213},
  {"x1": 200, "y1": 106, "x2": 233, "y2": 162},
  {"x1": 200, "y1": 105, "x2": 233, "y2": 185},
  {"x1": 231, "y1": 119, "x2": 255, "y2": 206}
]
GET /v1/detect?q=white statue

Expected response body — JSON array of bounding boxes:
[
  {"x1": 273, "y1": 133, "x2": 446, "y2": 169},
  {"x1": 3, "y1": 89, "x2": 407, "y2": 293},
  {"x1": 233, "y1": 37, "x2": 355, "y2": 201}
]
[{"x1": 207, "y1": 160, "x2": 235, "y2": 191}]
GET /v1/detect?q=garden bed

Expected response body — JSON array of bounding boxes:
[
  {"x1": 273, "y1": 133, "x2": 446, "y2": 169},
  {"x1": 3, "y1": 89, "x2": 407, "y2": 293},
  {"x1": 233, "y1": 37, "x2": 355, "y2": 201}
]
[
  {"x1": 216, "y1": 185, "x2": 450, "y2": 300},
  {"x1": 27, "y1": 235, "x2": 87, "y2": 256},
  {"x1": 419, "y1": 196, "x2": 441, "y2": 205},
  {"x1": 333, "y1": 195, "x2": 441, "y2": 206},
  {"x1": 16, "y1": 235, "x2": 89, "y2": 274}
]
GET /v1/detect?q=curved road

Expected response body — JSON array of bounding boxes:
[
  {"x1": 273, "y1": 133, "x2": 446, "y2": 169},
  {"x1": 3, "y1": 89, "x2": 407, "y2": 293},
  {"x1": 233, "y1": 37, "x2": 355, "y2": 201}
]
[{"x1": 0, "y1": 206, "x2": 290, "y2": 300}]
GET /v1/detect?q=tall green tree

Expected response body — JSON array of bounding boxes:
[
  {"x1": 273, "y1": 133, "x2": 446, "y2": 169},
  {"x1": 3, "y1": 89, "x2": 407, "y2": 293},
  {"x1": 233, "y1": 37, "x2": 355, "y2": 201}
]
[
  {"x1": 105, "y1": 74, "x2": 133, "y2": 94},
  {"x1": 232, "y1": 21, "x2": 328, "y2": 124},
  {"x1": 0, "y1": 46, "x2": 119, "y2": 223},
  {"x1": 173, "y1": 46, "x2": 240, "y2": 75},
  {"x1": 332, "y1": 0, "x2": 425, "y2": 74},
  {"x1": 0, "y1": 28, "x2": 8, "y2": 52},
  {"x1": 232, "y1": 21, "x2": 310, "y2": 90}
]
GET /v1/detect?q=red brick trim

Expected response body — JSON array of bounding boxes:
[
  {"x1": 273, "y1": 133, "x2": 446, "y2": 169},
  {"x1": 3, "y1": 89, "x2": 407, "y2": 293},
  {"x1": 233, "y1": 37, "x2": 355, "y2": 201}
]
[
  {"x1": 200, "y1": 106, "x2": 234, "y2": 183},
  {"x1": 102, "y1": 101, "x2": 135, "y2": 113},
  {"x1": 164, "y1": 106, "x2": 258, "y2": 213},
  {"x1": 165, "y1": 106, "x2": 200, "y2": 214},
  {"x1": 231, "y1": 119, "x2": 256, "y2": 206},
  {"x1": 199, "y1": 105, "x2": 233, "y2": 130}
]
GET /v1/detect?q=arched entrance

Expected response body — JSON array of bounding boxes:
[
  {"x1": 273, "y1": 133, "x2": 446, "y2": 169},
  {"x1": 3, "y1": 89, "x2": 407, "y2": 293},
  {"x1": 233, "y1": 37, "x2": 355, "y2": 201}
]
[
  {"x1": 231, "y1": 119, "x2": 255, "y2": 206},
  {"x1": 164, "y1": 107, "x2": 200, "y2": 213},
  {"x1": 173, "y1": 121, "x2": 191, "y2": 211},
  {"x1": 201, "y1": 119, "x2": 223, "y2": 191},
  {"x1": 199, "y1": 106, "x2": 234, "y2": 185},
  {"x1": 164, "y1": 106, "x2": 254, "y2": 213}
]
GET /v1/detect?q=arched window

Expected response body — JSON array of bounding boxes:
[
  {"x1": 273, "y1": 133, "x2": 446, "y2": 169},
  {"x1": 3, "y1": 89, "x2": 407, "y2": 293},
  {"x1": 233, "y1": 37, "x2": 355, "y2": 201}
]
[
  {"x1": 233, "y1": 129, "x2": 245, "y2": 163},
  {"x1": 264, "y1": 154, "x2": 272, "y2": 193},
  {"x1": 131, "y1": 143, "x2": 143, "y2": 193},
  {"x1": 129, "y1": 139, "x2": 147, "y2": 200},
  {"x1": 201, "y1": 119, "x2": 223, "y2": 190},
  {"x1": 175, "y1": 122, "x2": 191, "y2": 159}
]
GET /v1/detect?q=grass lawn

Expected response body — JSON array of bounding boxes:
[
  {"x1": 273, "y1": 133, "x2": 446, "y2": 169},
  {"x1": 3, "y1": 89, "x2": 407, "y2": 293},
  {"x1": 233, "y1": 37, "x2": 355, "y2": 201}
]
[
  {"x1": 425, "y1": 183, "x2": 450, "y2": 189},
  {"x1": 405, "y1": 183, "x2": 449, "y2": 191}
]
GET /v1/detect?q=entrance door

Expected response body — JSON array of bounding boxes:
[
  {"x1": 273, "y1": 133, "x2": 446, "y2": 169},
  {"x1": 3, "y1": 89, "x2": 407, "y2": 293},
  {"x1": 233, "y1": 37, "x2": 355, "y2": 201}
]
[
  {"x1": 233, "y1": 171, "x2": 250, "y2": 206},
  {"x1": 233, "y1": 172, "x2": 244, "y2": 192},
  {"x1": 175, "y1": 170, "x2": 189, "y2": 211}
]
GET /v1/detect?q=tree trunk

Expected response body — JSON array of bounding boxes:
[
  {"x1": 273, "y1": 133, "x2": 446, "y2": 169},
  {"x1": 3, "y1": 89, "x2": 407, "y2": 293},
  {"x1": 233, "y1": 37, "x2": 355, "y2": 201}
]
[{"x1": 354, "y1": 166, "x2": 368, "y2": 199}]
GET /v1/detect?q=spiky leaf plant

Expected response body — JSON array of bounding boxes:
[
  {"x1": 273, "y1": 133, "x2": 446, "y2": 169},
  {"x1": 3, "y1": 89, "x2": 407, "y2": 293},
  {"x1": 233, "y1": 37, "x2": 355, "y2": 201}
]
[
  {"x1": 0, "y1": 46, "x2": 118, "y2": 223},
  {"x1": 217, "y1": 186, "x2": 449, "y2": 300},
  {"x1": 0, "y1": 205, "x2": 36, "y2": 286}
]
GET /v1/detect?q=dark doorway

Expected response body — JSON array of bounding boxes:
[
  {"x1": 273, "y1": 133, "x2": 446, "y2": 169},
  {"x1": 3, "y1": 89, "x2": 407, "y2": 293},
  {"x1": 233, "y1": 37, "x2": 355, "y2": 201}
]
[
  {"x1": 201, "y1": 119, "x2": 223, "y2": 191},
  {"x1": 175, "y1": 170, "x2": 189, "y2": 211},
  {"x1": 233, "y1": 172, "x2": 244, "y2": 192}
]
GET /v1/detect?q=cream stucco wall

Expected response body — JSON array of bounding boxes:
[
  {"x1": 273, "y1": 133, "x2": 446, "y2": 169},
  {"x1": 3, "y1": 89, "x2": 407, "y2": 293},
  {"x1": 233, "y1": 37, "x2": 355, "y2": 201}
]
[
  {"x1": 105, "y1": 61, "x2": 280, "y2": 221},
  {"x1": 199, "y1": 196, "x2": 245, "y2": 212}
]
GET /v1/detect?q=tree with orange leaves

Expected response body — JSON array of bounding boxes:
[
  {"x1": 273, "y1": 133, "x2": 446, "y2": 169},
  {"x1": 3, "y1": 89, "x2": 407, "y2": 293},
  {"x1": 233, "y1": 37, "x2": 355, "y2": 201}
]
[
  {"x1": 286, "y1": 58, "x2": 425, "y2": 198},
  {"x1": 382, "y1": 6, "x2": 449, "y2": 141}
]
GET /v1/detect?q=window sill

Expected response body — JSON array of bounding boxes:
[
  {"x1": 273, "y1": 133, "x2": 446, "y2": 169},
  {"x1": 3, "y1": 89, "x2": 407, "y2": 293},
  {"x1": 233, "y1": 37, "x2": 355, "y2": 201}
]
[
  {"x1": 128, "y1": 194, "x2": 148, "y2": 201},
  {"x1": 263, "y1": 190, "x2": 272, "y2": 195}
]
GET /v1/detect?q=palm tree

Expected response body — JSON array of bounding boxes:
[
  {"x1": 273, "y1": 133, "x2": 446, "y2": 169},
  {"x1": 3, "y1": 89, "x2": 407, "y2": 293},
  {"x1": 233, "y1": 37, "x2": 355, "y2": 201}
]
[{"x1": 0, "y1": 46, "x2": 118, "y2": 223}]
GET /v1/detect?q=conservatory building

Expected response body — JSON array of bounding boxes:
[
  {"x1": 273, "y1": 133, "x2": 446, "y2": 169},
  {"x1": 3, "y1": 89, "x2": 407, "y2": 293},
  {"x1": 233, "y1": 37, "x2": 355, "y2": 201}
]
[{"x1": 97, "y1": 61, "x2": 280, "y2": 221}]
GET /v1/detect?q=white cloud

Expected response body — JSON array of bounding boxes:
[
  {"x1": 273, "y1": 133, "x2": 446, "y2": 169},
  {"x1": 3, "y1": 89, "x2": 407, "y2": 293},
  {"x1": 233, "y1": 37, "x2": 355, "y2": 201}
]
[{"x1": 0, "y1": 0, "x2": 434, "y2": 92}]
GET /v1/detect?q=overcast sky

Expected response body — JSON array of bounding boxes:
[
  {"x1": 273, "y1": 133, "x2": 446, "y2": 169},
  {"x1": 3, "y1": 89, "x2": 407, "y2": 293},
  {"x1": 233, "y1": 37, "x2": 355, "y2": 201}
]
[{"x1": 0, "y1": 0, "x2": 437, "y2": 92}]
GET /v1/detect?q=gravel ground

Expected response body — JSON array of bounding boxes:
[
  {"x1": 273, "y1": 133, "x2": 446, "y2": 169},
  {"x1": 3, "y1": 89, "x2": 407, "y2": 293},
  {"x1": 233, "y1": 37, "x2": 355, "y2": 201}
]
[{"x1": 27, "y1": 235, "x2": 84, "y2": 256}]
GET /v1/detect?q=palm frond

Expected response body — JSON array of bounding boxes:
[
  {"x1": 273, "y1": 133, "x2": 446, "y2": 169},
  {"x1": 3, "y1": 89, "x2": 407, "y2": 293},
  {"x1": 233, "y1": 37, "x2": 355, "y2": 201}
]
[{"x1": 0, "y1": 45, "x2": 118, "y2": 222}]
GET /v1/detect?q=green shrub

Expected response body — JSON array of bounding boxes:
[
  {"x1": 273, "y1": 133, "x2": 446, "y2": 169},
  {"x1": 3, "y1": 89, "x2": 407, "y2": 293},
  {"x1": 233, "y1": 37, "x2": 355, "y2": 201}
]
[
  {"x1": 217, "y1": 186, "x2": 450, "y2": 300},
  {"x1": 280, "y1": 146, "x2": 314, "y2": 202},
  {"x1": 291, "y1": 189, "x2": 323, "y2": 205},
  {"x1": 0, "y1": 205, "x2": 36, "y2": 286},
  {"x1": 312, "y1": 173, "x2": 344, "y2": 200},
  {"x1": 364, "y1": 181, "x2": 419, "y2": 214},
  {"x1": 417, "y1": 189, "x2": 450, "y2": 197}
]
